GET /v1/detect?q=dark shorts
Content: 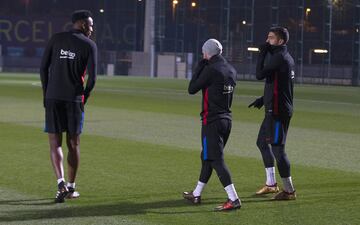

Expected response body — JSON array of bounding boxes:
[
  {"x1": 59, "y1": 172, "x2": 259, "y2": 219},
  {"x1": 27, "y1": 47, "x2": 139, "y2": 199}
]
[
  {"x1": 44, "y1": 99, "x2": 84, "y2": 135},
  {"x1": 258, "y1": 114, "x2": 291, "y2": 145},
  {"x1": 201, "y1": 118, "x2": 231, "y2": 161}
]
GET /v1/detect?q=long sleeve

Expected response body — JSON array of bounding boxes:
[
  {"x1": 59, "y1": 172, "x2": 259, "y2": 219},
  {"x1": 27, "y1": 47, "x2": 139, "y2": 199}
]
[
  {"x1": 256, "y1": 53, "x2": 282, "y2": 80},
  {"x1": 84, "y1": 43, "x2": 98, "y2": 98},
  {"x1": 40, "y1": 37, "x2": 54, "y2": 98},
  {"x1": 188, "y1": 59, "x2": 211, "y2": 94},
  {"x1": 188, "y1": 66, "x2": 213, "y2": 95}
]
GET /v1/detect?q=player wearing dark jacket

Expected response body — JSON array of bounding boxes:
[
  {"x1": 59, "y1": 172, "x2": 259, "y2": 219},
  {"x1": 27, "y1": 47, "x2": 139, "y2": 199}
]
[
  {"x1": 183, "y1": 39, "x2": 241, "y2": 211},
  {"x1": 256, "y1": 44, "x2": 294, "y2": 118},
  {"x1": 188, "y1": 55, "x2": 235, "y2": 125},
  {"x1": 40, "y1": 30, "x2": 97, "y2": 103},
  {"x1": 40, "y1": 10, "x2": 97, "y2": 203},
  {"x1": 249, "y1": 27, "x2": 296, "y2": 200}
]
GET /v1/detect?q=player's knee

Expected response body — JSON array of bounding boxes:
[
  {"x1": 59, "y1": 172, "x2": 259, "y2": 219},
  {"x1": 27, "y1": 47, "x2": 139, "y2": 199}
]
[
  {"x1": 212, "y1": 159, "x2": 230, "y2": 175},
  {"x1": 272, "y1": 146, "x2": 290, "y2": 167},
  {"x1": 212, "y1": 159, "x2": 232, "y2": 187},
  {"x1": 271, "y1": 144, "x2": 284, "y2": 155},
  {"x1": 256, "y1": 138, "x2": 266, "y2": 150},
  {"x1": 67, "y1": 139, "x2": 80, "y2": 151}
]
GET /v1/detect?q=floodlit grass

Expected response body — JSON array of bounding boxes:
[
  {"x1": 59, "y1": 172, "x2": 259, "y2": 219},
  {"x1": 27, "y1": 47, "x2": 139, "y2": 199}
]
[{"x1": 0, "y1": 73, "x2": 359, "y2": 225}]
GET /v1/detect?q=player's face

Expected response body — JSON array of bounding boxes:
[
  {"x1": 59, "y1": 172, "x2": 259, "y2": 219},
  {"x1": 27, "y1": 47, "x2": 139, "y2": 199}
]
[
  {"x1": 266, "y1": 32, "x2": 284, "y2": 46},
  {"x1": 82, "y1": 17, "x2": 94, "y2": 38},
  {"x1": 202, "y1": 52, "x2": 210, "y2": 60}
]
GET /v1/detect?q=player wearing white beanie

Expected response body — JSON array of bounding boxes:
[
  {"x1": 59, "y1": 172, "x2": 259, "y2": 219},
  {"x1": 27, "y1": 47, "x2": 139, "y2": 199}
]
[{"x1": 202, "y1": 39, "x2": 223, "y2": 58}]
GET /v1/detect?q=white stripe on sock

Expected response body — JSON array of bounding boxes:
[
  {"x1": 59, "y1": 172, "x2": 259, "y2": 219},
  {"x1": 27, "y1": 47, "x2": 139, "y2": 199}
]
[
  {"x1": 67, "y1": 182, "x2": 76, "y2": 189},
  {"x1": 57, "y1": 178, "x2": 65, "y2": 185},
  {"x1": 193, "y1": 181, "x2": 206, "y2": 197},
  {"x1": 265, "y1": 167, "x2": 276, "y2": 186},
  {"x1": 282, "y1": 177, "x2": 295, "y2": 193},
  {"x1": 224, "y1": 184, "x2": 239, "y2": 201}
]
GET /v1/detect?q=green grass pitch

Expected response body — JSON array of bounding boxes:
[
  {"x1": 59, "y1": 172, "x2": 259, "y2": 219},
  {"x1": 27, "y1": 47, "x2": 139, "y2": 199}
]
[{"x1": 0, "y1": 73, "x2": 359, "y2": 225}]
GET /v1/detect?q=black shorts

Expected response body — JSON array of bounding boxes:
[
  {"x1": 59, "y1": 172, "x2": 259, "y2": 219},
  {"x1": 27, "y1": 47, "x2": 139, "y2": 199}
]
[
  {"x1": 201, "y1": 118, "x2": 231, "y2": 161},
  {"x1": 44, "y1": 99, "x2": 84, "y2": 135},
  {"x1": 259, "y1": 114, "x2": 291, "y2": 145}
]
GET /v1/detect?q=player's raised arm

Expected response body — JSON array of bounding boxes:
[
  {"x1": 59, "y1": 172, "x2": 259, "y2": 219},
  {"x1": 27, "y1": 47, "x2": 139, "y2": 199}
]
[{"x1": 188, "y1": 63, "x2": 212, "y2": 94}]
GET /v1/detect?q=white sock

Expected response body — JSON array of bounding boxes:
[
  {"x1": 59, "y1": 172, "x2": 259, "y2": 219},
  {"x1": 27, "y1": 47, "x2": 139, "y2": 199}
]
[
  {"x1": 57, "y1": 178, "x2": 65, "y2": 185},
  {"x1": 193, "y1": 181, "x2": 206, "y2": 197},
  {"x1": 265, "y1": 167, "x2": 276, "y2": 186},
  {"x1": 224, "y1": 184, "x2": 239, "y2": 201},
  {"x1": 67, "y1": 182, "x2": 76, "y2": 189},
  {"x1": 282, "y1": 177, "x2": 295, "y2": 193}
]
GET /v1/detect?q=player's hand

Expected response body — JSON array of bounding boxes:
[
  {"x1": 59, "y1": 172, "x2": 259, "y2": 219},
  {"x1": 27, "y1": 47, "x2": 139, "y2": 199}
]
[
  {"x1": 192, "y1": 59, "x2": 208, "y2": 79},
  {"x1": 259, "y1": 42, "x2": 271, "y2": 54},
  {"x1": 248, "y1": 96, "x2": 264, "y2": 109},
  {"x1": 198, "y1": 59, "x2": 208, "y2": 67},
  {"x1": 84, "y1": 93, "x2": 89, "y2": 105}
]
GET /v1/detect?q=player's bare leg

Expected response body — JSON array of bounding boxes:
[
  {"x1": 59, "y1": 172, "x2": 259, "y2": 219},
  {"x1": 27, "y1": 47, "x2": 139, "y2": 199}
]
[
  {"x1": 66, "y1": 133, "x2": 80, "y2": 182},
  {"x1": 66, "y1": 133, "x2": 80, "y2": 198},
  {"x1": 49, "y1": 133, "x2": 64, "y2": 180},
  {"x1": 49, "y1": 133, "x2": 68, "y2": 203}
]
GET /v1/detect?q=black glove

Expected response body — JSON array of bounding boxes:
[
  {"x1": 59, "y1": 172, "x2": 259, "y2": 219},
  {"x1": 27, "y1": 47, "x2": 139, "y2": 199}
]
[
  {"x1": 259, "y1": 42, "x2": 271, "y2": 54},
  {"x1": 248, "y1": 96, "x2": 264, "y2": 109},
  {"x1": 198, "y1": 58, "x2": 208, "y2": 67},
  {"x1": 84, "y1": 92, "x2": 90, "y2": 105},
  {"x1": 192, "y1": 59, "x2": 208, "y2": 79}
]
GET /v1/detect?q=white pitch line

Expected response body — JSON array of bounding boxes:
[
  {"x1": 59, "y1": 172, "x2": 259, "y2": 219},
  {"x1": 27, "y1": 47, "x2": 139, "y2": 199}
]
[
  {"x1": 31, "y1": 82, "x2": 41, "y2": 86},
  {"x1": 0, "y1": 79, "x2": 358, "y2": 106},
  {"x1": 96, "y1": 87, "x2": 360, "y2": 106}
]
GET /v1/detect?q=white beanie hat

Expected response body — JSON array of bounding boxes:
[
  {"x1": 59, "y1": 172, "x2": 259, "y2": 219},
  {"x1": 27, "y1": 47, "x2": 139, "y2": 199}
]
[{"x1": 202, "y1": 39, "x2": 223, "y2": 57}]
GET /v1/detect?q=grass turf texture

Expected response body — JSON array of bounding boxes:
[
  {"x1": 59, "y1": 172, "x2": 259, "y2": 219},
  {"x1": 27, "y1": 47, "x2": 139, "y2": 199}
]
[{"x1": 0, "y1": 73, "x2": 359, "y2": 225}]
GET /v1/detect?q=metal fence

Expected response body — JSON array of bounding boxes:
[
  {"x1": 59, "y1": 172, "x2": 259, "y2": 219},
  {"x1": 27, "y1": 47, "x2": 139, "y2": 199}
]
[{"x1": 0, "y1": 0, "x2": 359, "y2": 86}]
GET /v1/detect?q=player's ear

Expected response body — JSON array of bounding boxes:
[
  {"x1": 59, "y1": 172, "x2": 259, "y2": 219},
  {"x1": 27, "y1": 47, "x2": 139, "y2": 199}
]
[
  {"x1": 278, "y1": 39, "x2": 284, "y2": 45},
  {"x1": 80, "y1": 20, "x2": 86, "y2": 29}
]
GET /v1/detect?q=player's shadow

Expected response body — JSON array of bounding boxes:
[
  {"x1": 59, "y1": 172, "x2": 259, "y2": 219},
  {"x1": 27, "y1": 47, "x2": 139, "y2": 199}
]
[
  {"x1": 0, "y1": 198, "x2": 54, "y2": 206},
  {"x1": 0, "y1": 194, "x2": 276, "y2": 222},
  {"x1": 0, "y1": 198, "x2": 211, "y2": 222}
]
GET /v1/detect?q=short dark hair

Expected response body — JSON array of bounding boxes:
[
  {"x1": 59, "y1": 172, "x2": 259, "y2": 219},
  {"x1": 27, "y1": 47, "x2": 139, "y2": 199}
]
[
  {"x1": 71, "y1": 10, "x2": 92, "y2": 24},
  {"x1": 269, "y1": 26, "x2": 289, "y2": 44}
]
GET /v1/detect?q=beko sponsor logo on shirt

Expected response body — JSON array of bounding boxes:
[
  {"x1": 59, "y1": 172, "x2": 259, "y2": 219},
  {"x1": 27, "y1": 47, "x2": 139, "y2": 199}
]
[
  {"x1": 60, "y1": 49, "x2": 76, "y2": 59},
  {"x1": 223, "y1": 85, "x2": 234, "y2": 94},
  {"x1": 291, "y1": 70, "x2": 295, "y2": 79}
]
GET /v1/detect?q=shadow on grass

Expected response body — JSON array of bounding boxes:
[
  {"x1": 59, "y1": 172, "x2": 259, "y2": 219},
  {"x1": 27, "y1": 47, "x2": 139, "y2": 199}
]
[
  {"x1": 0, "y1": 198, "x2": 54, "y2": 206},
  {"x1": 0, "y1": 199, "x2": 208, "y2": 222},
  {"x1": 0, "y1": 194, "x2": 272, "y2": 222}
]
